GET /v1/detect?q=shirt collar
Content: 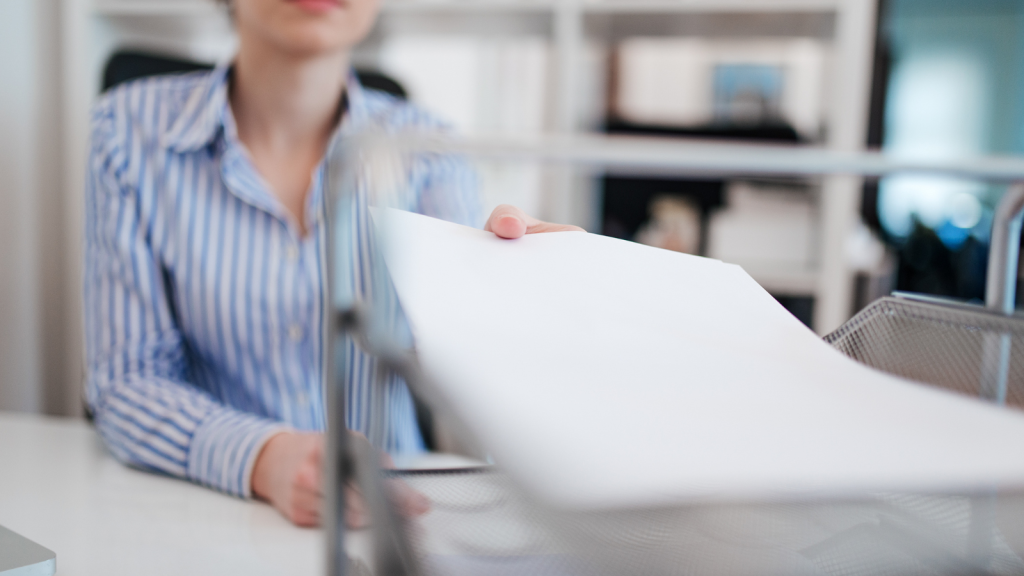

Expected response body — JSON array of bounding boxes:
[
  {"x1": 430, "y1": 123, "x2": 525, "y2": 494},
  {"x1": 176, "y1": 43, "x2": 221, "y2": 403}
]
[
  {"x1": 163, "y1": 63, "x2": 370, "y2": 153},
  {"x1": 162, "y1": 64, "x2": 231, "y2": 153},
  {"x1": 342, "y1": 68, "x2": 371, "y2": 131}
]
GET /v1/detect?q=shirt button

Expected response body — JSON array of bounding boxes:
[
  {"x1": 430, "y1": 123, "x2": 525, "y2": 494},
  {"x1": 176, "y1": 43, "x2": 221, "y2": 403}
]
[
  {"x1": 288, "y1": 324, "x2": 303, "y2": 342},
  {"x1": 286, "y1": 245, "x2": 300, "y2": 262},
  {"x1": 296, "y1": 391, "x2": 309, "y2": 406}
]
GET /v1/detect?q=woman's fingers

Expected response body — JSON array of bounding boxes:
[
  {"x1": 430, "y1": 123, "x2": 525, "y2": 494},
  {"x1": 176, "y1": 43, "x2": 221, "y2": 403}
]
[
  {"x1": 345, "y1": 484, "x2": 369, "y2": 528},
  {"x1": 485, "y1": 204, "x2": 584, "y2": 239},
  {"x1": 525, "y1": 220, "x2": 585, "y2": 234},
  {"x1": 295, "y1": 457, "x2": 322, "y2": 494},
  {"x1": 390, "y1": 478, "x2": 431, "y2": 517},
  {"x1": 252, "y1": 432, "x2": 326, "y2": 526},
  {"x1": 288, "y1": 486, "x2": 322, "y2": 527},
  {"x1": 343, "y1": 480, "x2": 428, "y2": 528},
  {"x1": 485, "y1": 205, "x2": 531, "y2": 239},
  {"x1": 254, "y1": 430, "x2": 431, "y2": 528}
]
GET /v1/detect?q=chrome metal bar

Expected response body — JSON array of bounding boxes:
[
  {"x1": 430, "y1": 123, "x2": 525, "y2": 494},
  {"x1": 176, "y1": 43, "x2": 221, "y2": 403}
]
[
  {"x1": 322, "y1": 138, "x2": 349, "y2": 576},
  {"x1": 349, "y1": 434, "x2": 419, "y2": 576},
  {"x1": 986, "y1": 184, "x2": 1024, "y2": 314},
  {"x1": 979, "y1": 333, "x2": 1012, "y2": 406},
  {"x1": 365, "y1": 133, "x2": 1024, "y2": 183},
  {"x1": 980, "y1": 183, "x2": 1024, "y2": 411},
  {"x1": 323, "y1": 134, "x2": 423, "y2": 576},
  {"x1": 337, "y1": 308, "x2": 423, "y2": 576},
  {"x1": 324, "y1": 323, "x2": 351, "y2": 576}
]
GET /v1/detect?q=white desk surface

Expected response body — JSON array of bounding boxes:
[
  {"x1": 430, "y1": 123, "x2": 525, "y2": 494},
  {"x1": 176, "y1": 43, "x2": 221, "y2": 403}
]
[{"x1": 0, "y1": 412, "x2": 368, "y2": 576}]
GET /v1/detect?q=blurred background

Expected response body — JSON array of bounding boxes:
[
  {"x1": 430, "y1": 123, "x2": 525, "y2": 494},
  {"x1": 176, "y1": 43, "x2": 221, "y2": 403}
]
[{"x1": 2, "y1": 0, "x2": 1024, "y2": 418}]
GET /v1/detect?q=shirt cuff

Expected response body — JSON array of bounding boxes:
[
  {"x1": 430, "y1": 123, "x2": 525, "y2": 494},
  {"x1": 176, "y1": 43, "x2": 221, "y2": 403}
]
[{"x1": 186, "y1": 407, "x2": 290, "y2": 498}]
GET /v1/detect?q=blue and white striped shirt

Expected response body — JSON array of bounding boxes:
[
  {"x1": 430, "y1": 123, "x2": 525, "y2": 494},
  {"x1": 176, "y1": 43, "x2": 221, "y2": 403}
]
[{"x1": 84, "y1": 65, "x2": 480, "y2": 498}]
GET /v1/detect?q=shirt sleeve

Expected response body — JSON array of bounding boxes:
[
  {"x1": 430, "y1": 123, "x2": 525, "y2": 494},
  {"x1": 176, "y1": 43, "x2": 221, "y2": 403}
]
[
  {"x1": 412, "y1": 151, "x2": 483, "y2": 229},
  {"x1": 84, "y1": 93, "x2": 287, "y2": 499}
]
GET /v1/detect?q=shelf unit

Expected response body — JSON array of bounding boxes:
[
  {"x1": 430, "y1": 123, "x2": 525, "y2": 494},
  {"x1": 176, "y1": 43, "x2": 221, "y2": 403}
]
[
  {"x1": 68, "y1": 0, "x2": 877, "y2": 333},
  {"x1": 90, "y1": 0, "x2": 850, "y2": 14},
  {"x1": 83, "y1": 0, "x2": 845, "y2": 18}
]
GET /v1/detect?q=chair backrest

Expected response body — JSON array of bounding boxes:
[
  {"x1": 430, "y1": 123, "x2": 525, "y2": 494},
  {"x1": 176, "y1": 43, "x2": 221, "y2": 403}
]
[{"x1": 102, "y1": 49, "x2": 408, "y2": 100}]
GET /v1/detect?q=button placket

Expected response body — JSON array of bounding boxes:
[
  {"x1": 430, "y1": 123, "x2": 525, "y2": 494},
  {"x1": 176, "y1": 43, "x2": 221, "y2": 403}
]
[{"x1": 281, "y1": 230, "x2": 305, "y2": 345}]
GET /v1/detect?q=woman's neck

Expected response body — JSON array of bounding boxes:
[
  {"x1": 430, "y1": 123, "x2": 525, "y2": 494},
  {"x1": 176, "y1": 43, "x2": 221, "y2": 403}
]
[
  {"x1": 231, "y1": 40, "x2": 349, "y2": 153},
  {"x1": 229, "y1": 38, "x2": 349, "y2": 236}
]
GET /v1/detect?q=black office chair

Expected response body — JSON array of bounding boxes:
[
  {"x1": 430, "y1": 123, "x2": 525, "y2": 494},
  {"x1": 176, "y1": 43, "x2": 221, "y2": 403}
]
[
  {"x1": 91, "y1": 51, "x2": 437, "y2": 450},
  {"x1": 102, "y1": 49, "x2": 408, "y2": 99}
]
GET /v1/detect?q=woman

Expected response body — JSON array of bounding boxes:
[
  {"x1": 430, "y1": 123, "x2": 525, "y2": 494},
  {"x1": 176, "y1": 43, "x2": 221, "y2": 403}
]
[{"x1": 84, "y1": 0, "x2": 579, "y2": 527}]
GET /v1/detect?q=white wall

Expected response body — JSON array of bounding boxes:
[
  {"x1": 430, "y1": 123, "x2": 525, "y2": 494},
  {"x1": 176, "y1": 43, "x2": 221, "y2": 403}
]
[{"x1": 0, "y1": 0, "x2": 78, "y2": 416}]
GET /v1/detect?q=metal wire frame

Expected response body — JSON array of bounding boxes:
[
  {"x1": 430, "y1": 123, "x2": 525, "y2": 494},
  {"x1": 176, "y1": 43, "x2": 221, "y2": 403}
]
[{"x1": 321, "y1": 132, "x2": 1024, "y2": 576}]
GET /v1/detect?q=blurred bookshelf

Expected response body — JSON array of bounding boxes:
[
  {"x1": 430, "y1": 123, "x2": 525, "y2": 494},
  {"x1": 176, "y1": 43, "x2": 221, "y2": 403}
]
[
  {"x1": 73, "y1": 0, "x2": 878, "y2": 333},
  {"x1": 90, "y1": 0, "x2": 854, "y2": 14}
]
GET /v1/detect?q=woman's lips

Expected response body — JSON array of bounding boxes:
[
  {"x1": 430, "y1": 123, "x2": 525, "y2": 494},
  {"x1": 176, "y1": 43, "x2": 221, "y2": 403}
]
[{"x1": 287, "y1": 0, "x2": 343, "y2": 13}]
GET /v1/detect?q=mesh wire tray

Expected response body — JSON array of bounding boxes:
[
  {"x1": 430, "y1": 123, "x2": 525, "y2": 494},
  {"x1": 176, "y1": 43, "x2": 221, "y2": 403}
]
[
  {"x1": 825, "y1": 296, "x2": 1024, "y2": 407},
  {"x1": 387, "y1": 296, "x2": 1024, "y2": 576},
  {"x1": 393, "y1": 468, "x2": 1024, "y2": 576}
]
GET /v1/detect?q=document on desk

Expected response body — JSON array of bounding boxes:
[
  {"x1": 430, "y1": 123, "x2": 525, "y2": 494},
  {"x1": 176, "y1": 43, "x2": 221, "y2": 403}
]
[{"x1": 376, "y1": 208, "x2": 1024, "y2": 510}]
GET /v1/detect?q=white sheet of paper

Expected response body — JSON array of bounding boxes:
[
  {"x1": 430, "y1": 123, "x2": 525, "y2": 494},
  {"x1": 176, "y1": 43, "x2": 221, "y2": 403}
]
[{"x1": 377, "y1": 208, "x2": 1024, "y2": 510}]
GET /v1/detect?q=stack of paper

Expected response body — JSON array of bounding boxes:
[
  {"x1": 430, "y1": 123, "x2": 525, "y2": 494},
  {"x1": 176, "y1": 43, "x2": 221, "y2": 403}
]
[{"x1": 377, "y1": 209, "x2": 1024, "y2": 511}]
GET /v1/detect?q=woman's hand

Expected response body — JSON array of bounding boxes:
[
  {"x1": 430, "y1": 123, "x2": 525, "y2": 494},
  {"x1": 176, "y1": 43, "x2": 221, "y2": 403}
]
[
  {"x1": 251, "y1": 431, "x2": 430, "y2": 528},
  {"x1": 485, "y1": 204, "x2": 584, "y2": 239}
]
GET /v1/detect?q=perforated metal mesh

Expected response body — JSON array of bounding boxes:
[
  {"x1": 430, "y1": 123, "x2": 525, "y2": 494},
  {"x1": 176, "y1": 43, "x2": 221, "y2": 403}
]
[
  {"x1": 393, "y1": 469, "x2": 1024, "y2": 576},
  {"x1": 825, "y1": 296, "x2": 1024, "y2": 407}
]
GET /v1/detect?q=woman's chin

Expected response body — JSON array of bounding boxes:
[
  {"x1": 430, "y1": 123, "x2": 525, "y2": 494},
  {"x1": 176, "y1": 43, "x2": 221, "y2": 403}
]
[
  {"x1": 235, "y1": 0, "x2": 379, "y2": 56},
  {"x1": 260, "y1": 18, "x2": 373, "y2": 57}
]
